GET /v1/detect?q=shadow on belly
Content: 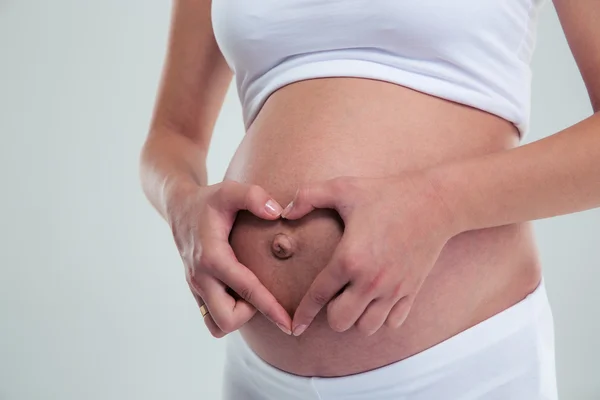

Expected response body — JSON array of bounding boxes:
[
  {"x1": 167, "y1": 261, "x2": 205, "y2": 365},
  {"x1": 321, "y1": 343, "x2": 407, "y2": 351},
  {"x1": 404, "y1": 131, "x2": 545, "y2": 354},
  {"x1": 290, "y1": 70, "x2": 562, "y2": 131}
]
[{"x1": 229, "y1": 209, "x2": 344, "y2": 316}]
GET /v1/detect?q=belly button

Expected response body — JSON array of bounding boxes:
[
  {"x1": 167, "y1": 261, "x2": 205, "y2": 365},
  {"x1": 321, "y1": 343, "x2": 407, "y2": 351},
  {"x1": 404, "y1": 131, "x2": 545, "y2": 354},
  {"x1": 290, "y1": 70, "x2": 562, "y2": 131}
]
[{"x1": 271, "y1": 233, "x2": 295, "y2": 260}]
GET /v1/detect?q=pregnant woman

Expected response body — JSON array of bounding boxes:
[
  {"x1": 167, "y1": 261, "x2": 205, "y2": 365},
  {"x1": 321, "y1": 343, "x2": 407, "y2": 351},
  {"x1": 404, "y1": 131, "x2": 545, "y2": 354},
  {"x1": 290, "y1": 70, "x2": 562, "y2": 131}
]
[{"x1": 140, "y1": 1, "x2": 600, "y2": 399}]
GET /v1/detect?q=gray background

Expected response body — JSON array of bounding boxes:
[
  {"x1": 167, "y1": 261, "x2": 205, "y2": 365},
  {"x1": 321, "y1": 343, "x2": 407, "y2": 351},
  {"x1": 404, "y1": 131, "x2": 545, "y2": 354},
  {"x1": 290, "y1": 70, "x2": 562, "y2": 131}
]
[{"x1": 0, "y1": 1, "x2": 598, "y2": 399}]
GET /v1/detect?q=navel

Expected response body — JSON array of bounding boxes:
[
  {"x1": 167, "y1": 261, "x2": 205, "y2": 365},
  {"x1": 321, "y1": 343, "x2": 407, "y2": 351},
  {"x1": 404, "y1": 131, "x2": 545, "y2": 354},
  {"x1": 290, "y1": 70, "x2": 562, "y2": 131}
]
[{"x1": 271, "y1": 233, "x2": 295, "y2": 260}]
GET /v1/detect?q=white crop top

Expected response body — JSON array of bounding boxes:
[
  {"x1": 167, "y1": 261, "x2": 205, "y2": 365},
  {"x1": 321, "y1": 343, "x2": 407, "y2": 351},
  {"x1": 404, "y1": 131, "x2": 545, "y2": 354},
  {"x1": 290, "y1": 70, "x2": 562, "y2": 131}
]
[{"x1": 212, "y1": 0, "x2": 546, "y2": 139}]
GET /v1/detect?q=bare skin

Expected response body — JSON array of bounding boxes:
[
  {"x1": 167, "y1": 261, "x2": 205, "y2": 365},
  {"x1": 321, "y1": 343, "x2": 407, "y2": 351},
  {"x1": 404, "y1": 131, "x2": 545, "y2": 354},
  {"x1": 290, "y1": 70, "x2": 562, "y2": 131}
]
[
  {"x1": 226, "y1": 78, "x2": 541, "y2": 376},
  {"x1": 140, "y1": 0, "x2": 600, "y2": 381}
]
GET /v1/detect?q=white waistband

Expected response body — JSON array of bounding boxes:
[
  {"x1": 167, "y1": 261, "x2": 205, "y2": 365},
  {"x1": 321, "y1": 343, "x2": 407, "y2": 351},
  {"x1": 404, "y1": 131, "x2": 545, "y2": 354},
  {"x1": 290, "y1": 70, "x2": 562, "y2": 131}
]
[{"x1": 224, "y1": 280, "x2": 557, "y2": 399}]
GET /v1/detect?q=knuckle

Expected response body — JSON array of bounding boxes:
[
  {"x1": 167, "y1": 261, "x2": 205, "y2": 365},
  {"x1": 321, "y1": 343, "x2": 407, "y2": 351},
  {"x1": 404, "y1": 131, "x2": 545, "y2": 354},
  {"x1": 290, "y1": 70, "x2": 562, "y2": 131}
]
[
  {"x1": 310, "y1": 290, "x2": 330, "y2": 306},
  {"x1": 339, "y1": 257, "x2": 361, "y2": 276},
  {"x1": 211, "y1": 311, "x2": 237, "y2": 334},
  {"x1": 237, "y1": 285, "x2": 254, "y2": 303},
  {"x1": 218, "y1": 319, "x2": 236, "y2": 334},
  {"x1": 339, "y1": 246, "x2": 366, "y2": 268},
  {"x1": 363, "y1": 270, "x2": 385, "y2": 295}
]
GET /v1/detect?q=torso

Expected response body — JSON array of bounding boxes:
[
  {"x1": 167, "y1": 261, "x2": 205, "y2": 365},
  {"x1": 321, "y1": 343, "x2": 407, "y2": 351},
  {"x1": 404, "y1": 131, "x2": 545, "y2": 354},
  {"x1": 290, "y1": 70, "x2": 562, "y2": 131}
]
[{"x1": 226, "y1": 77, "x2": 542, "y2": 377}]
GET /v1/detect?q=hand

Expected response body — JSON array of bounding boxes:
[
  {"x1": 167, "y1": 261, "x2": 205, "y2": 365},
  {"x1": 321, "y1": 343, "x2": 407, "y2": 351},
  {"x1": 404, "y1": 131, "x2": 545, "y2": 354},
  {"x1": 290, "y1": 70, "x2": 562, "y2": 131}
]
[
  {"x1": 281, "y1": 172, "x2": 462, "y2": 337},
  {"x1": 168, "y1": 180, "x2": 292, "y2": 337}
]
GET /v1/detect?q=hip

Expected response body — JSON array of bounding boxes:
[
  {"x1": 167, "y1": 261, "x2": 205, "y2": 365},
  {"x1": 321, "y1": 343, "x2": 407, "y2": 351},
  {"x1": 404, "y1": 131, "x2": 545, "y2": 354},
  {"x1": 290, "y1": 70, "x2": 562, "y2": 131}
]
[{"x1": 223, "y1": 280, "x2": 557, "y2": 399}]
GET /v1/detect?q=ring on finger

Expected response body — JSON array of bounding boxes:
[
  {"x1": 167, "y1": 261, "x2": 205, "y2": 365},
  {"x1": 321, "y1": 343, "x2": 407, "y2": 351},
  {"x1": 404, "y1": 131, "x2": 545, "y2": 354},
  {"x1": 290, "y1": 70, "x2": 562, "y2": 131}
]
[{"x1": 200, "y1": 304, "x2": 210, "y2": 318}]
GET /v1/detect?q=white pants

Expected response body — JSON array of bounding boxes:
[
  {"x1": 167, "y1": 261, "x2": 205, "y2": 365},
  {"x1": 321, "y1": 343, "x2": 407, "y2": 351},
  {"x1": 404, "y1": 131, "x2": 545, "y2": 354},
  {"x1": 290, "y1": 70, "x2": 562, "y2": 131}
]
[{"x1": 222, "y1": 281, "x2": 558, "y2": 399}]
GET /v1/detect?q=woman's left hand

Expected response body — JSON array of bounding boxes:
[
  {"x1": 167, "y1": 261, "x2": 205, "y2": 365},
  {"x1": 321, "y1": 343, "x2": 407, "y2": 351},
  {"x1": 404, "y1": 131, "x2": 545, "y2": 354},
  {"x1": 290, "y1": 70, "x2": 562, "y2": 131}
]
[{"x1": 281, "y1": 171, "x2": 464, "y2": 337}]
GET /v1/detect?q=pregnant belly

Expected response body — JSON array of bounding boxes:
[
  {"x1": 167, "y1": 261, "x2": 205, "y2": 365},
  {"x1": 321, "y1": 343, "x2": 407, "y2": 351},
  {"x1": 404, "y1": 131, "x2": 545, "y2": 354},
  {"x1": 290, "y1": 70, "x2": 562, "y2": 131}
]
[{"x1": 225, "y1": 78, "x2": 542, "y2": 377}]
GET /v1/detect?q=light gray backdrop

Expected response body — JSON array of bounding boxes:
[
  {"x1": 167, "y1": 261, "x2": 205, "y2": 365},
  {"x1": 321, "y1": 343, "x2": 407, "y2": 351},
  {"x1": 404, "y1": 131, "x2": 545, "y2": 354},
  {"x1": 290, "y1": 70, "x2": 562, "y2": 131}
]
[{"x1": 0, "y1": 1, "x2": 598, "y2": 399}]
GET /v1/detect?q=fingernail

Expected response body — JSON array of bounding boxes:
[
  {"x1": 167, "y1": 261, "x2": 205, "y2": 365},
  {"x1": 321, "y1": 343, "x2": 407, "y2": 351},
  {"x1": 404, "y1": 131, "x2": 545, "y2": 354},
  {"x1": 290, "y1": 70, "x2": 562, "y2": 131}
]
[
  {"x1": 276, "y1": 323, "x2": 292, "y2": 335},
  {"x1": 292, "y1": 324, "x2": 307, "y2": 336},
  {"x1": 281, "y1": 201, "x2": 294, "y2": 218},
  {"x1": 265, "y1": 200, "x2": 282, "y2": 216}
]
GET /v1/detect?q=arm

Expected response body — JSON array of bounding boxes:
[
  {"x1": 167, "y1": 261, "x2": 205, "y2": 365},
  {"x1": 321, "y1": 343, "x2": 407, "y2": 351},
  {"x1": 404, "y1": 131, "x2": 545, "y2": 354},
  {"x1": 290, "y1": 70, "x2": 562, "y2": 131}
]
[
  {"x1": 139, "y1": 0, "x2": 232, "y2": 220},
  {"x1": 428, "y1": 0, "x2": 600, "y2": 233},
  {"x1": 280, "y1": 1, "x2": 600, "y2": 337},
  {"x1": 139, "y1": 1, "x2": 291, "y2": 337}
]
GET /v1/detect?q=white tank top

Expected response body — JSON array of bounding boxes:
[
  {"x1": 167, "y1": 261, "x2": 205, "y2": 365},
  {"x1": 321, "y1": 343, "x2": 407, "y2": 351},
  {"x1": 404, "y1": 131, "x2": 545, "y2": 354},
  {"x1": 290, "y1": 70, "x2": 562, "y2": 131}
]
[{"x1": 212, "y1": 0, "x2": 546, "y2": 139}]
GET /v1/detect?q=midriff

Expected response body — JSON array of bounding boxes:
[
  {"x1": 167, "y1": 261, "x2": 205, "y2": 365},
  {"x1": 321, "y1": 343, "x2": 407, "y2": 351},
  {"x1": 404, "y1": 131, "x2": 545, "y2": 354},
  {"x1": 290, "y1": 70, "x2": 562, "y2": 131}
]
[{"x1": 225, "y1": 78, "x2": 542, "y2": 377}]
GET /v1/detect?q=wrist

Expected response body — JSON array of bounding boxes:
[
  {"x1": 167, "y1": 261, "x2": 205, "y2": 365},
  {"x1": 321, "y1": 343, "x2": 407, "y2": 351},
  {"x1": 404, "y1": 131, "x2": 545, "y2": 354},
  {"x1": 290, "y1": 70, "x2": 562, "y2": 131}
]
[
  {"x1": 163, "y1": 177, "x2": 206, "y2": 226},
  {"x1": 423, "y1": 165, "x2": 472, "y2": 236}
]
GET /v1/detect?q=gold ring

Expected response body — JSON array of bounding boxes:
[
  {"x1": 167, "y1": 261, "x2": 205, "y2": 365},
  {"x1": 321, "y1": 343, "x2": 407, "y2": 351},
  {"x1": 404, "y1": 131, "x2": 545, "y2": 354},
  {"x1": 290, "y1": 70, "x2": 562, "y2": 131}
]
[{"x1": 200, "y1": 304, "x2": 209, "y2": 318}]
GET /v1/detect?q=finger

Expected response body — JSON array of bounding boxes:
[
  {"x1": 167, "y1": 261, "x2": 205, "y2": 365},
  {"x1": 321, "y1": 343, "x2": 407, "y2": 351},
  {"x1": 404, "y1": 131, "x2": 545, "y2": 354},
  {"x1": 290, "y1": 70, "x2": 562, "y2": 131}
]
[
  {"x1": 385, "y1": 295, "x2": 413, "y2": 329},
  {"x1": 326, "y1": 284, "x2": 373, "y2": 333},
  {"x1": 217, "y1": 180, "x2": 283, "y2": 219},
  {"x1": 355, "y1": 297, "x2": 399, "y2": 336},
  {"x1": 203, "y1": 298, "x2": 256, "y2": 338},
  {"x1": 292, "y1": 263, "x2": 349, "y2": 336},
  {"x1": 203, "y1": 312, "x2": 226, "y2": 338},
  {"x1": 190, "y1": 292, "x2": 226, "y2": 338},
  {"x1": 210, "y1": 251, "x2": 292, "y2": 333},
  {"x1": 195, "y1": 277, "x2": 258, "y2": 334},
  {"x1": 281, "y1": 177, "x2": 351, "y2": 220}
]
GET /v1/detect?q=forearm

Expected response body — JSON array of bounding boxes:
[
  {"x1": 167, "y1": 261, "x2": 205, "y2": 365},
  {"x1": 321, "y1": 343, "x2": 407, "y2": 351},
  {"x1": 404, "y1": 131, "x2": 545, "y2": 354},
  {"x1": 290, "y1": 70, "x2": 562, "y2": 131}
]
[
  {"x1": 428, "y1": 112, "x2": 600, "y2": 233},
  {"x1": 139, "y1": 127, "x2": 209, "y2": 222}
]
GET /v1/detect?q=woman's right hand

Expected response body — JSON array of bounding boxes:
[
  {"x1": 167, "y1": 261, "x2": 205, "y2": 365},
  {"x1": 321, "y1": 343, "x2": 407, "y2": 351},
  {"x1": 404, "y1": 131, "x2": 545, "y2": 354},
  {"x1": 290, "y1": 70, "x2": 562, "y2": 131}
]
[{"x1": 168, "y1": 180, "x2": 292, "y2": 338}]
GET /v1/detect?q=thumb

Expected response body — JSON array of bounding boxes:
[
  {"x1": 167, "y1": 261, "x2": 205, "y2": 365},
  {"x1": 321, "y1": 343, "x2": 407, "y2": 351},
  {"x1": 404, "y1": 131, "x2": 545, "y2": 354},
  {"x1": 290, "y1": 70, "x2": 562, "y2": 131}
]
[
  {"x1": 217, "y1": 180, "x2": 283, "y2": 220},
  {"x1": 281, "y1": 178, "x2": 344, "y2": 220}
]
